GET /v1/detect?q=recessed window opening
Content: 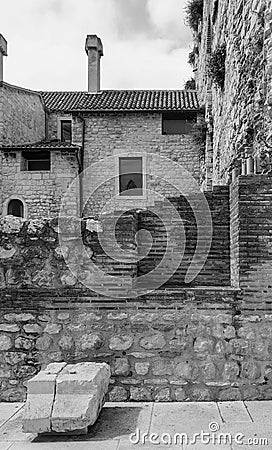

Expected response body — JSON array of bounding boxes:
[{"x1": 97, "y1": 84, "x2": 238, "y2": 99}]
[
  {"x1": 119, "y1": 157, "x2": 143, "y2": 196},
  {"x1": 162, "y1": 112, "x2": 197, "y2": 135},
  {"x1": 60, "y1": 120, "x2": 72, "y2": 142},
  {"x1": 22, "y1": 151, "x2": 50, "y2": 171},
  {"x1": 8, "y1": 199, "x2": 24, "y2": 218}
]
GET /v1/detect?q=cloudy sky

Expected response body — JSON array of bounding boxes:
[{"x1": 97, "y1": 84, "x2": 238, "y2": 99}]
[{"x1": 1, "y1": 0, "x2": 193, "y2": 91}]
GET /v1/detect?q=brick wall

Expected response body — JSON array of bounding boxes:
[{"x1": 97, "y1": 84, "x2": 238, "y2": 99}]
[
  {"x1": 195, "y1": 0, "x2": 272, "y2": 185},
  {"x1": 0, "y1": 150, "x2": 80, "y2": 218},
  {"x1": 138, "y1": 186, "x2": 230, "y2": 287},
  {"x1": 0, "y1": 83, "x2": 45, "y2": 146},
  {"x1": 230, "y1": 174, "x2": 272, "y2": 306}
]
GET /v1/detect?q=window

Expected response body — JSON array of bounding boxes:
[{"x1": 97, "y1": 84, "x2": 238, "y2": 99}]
[
  {"x1": 162, "y1": 112, "x2": 197, "y2": 135},
  {"x1": 22, "y1": 151, "x2": 50, "y2": 171},
  {"x1": 8, "y1": 199, "x2": 24, "y2": 218},
  {"x1": 119, "y1": 157, "x2": 143, "y2": 196},
  {"x1": 60, "y1": 120, "x2": 72, "y2": 142}
]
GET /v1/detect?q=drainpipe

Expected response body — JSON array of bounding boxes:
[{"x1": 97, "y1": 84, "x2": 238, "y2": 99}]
[{"x1": 74, "y1": 114, "x2": 85, "y2": 217}]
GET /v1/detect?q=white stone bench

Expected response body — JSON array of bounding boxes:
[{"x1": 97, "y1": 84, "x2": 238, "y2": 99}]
[{"x1": 22, "y1": 362, "x2": 110, "y2": 434}]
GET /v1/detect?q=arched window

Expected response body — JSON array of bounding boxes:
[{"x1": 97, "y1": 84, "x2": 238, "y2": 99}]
[{"x1": 7, "y1": 199, "x2": 24, "y2": 218}]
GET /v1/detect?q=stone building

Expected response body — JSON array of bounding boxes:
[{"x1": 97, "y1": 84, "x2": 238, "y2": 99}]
[
  {"x1": 191, "y1": 0, "x2": 272, "y2": 188},
  {"x1": 0, "y1": 35, "x2": 201, "y2": 219},
  {"x1": 1, "y1": 7, "x2": 272, "y2": 404}
]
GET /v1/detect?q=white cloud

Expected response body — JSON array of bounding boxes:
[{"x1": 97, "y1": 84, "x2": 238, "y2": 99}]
[{"x1": 1, "y1": 0, "x2": 193, "y2": 90}]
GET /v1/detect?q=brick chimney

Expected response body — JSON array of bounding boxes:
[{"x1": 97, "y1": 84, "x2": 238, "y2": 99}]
[
  {"x1": 85, "y1": 35, "x2": 103, "y2": 93},
  {"x1": 0, "y1": 34, "x2": 7, "y2": 82}
]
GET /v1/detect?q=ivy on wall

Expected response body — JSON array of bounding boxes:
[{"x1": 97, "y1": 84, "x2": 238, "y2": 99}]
[{"x1": 207, "y1": 44, "x2": 226, "y2": 89}]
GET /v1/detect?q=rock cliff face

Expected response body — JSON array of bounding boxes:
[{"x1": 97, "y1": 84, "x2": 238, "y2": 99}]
[{"x1": 193, "y1": 0, "x2": 272, "y2": 186}]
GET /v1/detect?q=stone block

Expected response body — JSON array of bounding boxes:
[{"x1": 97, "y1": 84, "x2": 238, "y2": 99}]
[
  {"x1": 51, "y1": 362, "x2": 110, "y2": 432},
  {"x1": 23, "y1": 362, "x2": 110, "y2": 434}
]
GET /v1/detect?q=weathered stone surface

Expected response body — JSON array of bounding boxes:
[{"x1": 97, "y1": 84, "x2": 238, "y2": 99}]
[
  {"x1": 223, "y1": 361, "x2": 240, "y2": 381},
  {"x1": 190, "y1": 387, "x2": 212, "y2": 401},
  {"x1": 174, "y1": 361, "x2": 198, "y2": 381},
  {"x1": 4, "y1": 313, "x2": 35, "y2": 322},
  {"x1": 14, "y1": 365, "x2": 38, "y2": 379},
  {"x1": 51, "y1": 362, "x2": 110, "y2": 432},
  {"x1": 44, "y1": 323, "x2": 62, "y2": 335},
  {"x1": 130, "y1": 387, "x2": 152, "y2": 401},
  {"x1": 241, "y1": 361, "x2": 261, "y2": 380},
  {"x1": 0, "y1": 334, "x2": 12, "y2": 350},
  {"x1": 5, "y1": 351, "x2": 27, "y2": 365},
  {"x1": 218, "y1": 387, "x2": 242, "y2": 401},
  {"x1": 129, "y1": 352, "x2": 156, "y2": 358},
  {"x1": 22, "y1": 362, "x2": 67, "y2": 433},
  {"x1": 23, "y1": 324, "x2": 43, "y2": 334},
  {"x1": 0, "y1": 216, "x2": 25, "y2": 234},
  {"x1": 15, "y1": 337, "x2": 34, "y2": 350},
  {"x1": 230, "y1": 339, "x2": 250, "y2": 356},
  {"x1": 109, "y1": 335, "x2": 133, "y2": 351},
  {"x1": 36, "y1": 335, "x2": 52, "y2": 351},
  {"x1": 23, "y1": 362, "x2": 110, "y2": 434},
  {"x1": 59, "y1": 335, "x2": 74, "y2": 351},
  {"x1": 0, "y1": 368, "x2": 12, "y2": 378},
  {"x1": 80, "y1": 334, "x2": 103, "y2": 351},
  {"x1": 174, "y1": 387, "x2": 187, "y2": 401},
  {"x1": 152, "y1": 359, "x2": 173, "y2": 376},
  {"x1": 139, "y1": 334, "x2": 166, "y2": 350},
  {"x1": 108, "y1": 386, "x2": 128, "y2": 401},
  {"x1": 194, "y1": 337, "x2": 214, "y2": 355},
  {"x1": 112, "y1": 357, "x2": 130, "y2": 376},
  {"x1": 200, "y1": 361, "x2": 216, "y2": 380},
  {"x1": 135, "y1": 362, "x2": 150, "y2": 375},
  {"x1": 154, "y1": 388, "x2": 171, "y2": 402}
]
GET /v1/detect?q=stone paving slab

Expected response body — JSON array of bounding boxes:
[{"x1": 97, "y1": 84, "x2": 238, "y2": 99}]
[
  {"x1": 0, "y1": 403, "x2": 23, "y2": 428},
  {"x1": 1, "y1": 401, "x2": 272, "y2": 450},
  {"x1": 0, "y1": 408, "x2": 35, "y2": 442},
  {"x1": 9, "y1": 442, "x2": 119, "y2": 450},
  {"x1": 150, "y1": 402, "x2": 222, "y2": 436},
  {"x1": 217, "y1": 401, "x2": 252, "y2": 423},
  {"x1": 0, "y1": 443, "x2": 13, "y2": 450},
  {"x1": 245, "y1": 400, "x2": 272, "y2": 423}
]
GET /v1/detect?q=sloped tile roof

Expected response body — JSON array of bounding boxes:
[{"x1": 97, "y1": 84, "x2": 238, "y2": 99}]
[
  {"x1": 40, "y1": 90, "x2": 199, "y2": 112},
  {"x1": 0, "y1": 140, "x2": 79, "y2": 150}
]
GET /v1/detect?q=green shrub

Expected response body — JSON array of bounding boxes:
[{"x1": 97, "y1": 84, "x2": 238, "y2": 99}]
[
  {"x1": 184, "y1": 78, "x2": 196, "y2": 90},
  {"x1": 184, "y1": 0, "x2": 204, "y2": 32},
  {"x1": 207, "y1": 44, "x2": 226, "y2": 89}
]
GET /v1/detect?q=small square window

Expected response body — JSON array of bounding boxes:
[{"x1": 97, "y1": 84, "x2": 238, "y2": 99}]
[
  {"x1": 60, "y1": 120, "x2": 72, "y2": 142},
  {"x1": 162, "y1": 112, "x2": 197, "y2": 135},
  {"x1": 22, "y1": 151, "x2": 50, "y2": 171},
  {"x1": 119, "y1": 157, "x2": 143, "y2": 196}
]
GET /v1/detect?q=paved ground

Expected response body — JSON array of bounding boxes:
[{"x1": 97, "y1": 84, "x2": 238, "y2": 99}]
[{"x1": 0, "y1": 401, "x2": 272, "y2": 449}]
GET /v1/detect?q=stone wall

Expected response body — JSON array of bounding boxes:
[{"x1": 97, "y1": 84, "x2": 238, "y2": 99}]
[
  {"x1": 0, "y1": 82, "x2": 45, "y2": 146},
  {"x1": 195, "y1": 0, "x2": 272, "y2": 185},
  {"x1": 1, "y1": 288, "x2": 272, "y2": 403},
  {"x1": 47, "y1": 112, "x2": 201, "y2": 216},
  {"x1": 0, "y1": 150, "x2": 79, "y2": 218}
]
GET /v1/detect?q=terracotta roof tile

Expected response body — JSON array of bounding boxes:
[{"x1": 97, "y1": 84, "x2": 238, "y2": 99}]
[
  {"x1": 0, "y1": 141, "x2": 79, "y2": 150},
  {"x1": 40, "y1": 90, "x2": 199, "y2": 112}
]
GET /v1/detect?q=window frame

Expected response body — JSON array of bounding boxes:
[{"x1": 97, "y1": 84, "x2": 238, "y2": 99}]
[
  {"x1": 21, "y1": 151, "x2": 51, "y2": 172},
  {"x1": 116, "y1": 155, "x2": 146, "y2": 199},
  {"x1": 162, "y1": 112, "x2": 197, "y2": 135},
  {"x1": 58, "y1": 116, "x2": 72, "y2": 143}
]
